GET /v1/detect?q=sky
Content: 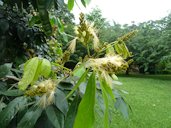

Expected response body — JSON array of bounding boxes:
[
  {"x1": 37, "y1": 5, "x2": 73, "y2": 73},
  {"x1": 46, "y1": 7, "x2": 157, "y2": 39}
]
[{"x1": 71, "y1": 0, "x2": 171, "y2": 25}]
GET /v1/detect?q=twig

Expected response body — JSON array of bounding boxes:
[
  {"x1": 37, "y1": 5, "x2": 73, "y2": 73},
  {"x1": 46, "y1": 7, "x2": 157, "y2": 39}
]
[{"x1": 5, "y1": 75, "x2": 20, "y2": 81}]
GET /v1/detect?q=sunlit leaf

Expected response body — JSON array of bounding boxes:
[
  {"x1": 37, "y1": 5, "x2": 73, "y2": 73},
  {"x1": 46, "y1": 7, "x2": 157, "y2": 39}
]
[
  {"x1": 18, "y1": 57, "x2": 52, "y2": 90},
  {"x1": 114, "y1": 43, "x2": 123, "y2": 55},
  {"x1": 99, "y1": 79, "x2": 109, "y2": 128},
  {"x1": 0, "y1": 97, "x2": 27, "y2": 127},
  {"x1": 39, "y1": 58, "x2": 51, "y2": 77},
  {"x1": 68, "y1": 0, "x2": 74, "y2": 11},
  {"x1": 74, "y1": 72, "x2": 96, "y2": 128},
  {"x1": 73, "y1": 64, "x2": 86, "y2": 77},
  {"x1": 57, "y1": 18, "x2": 64, "y2": 33},
  {"x1": 18, "y1": 57, "x2": 39, "y2": 90}
]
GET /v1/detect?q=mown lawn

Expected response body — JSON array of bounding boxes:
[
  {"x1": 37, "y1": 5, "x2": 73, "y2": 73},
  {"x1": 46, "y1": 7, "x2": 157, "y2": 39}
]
[{"x1": 95, "y1": 75, "x2": 171, "y2": 128}]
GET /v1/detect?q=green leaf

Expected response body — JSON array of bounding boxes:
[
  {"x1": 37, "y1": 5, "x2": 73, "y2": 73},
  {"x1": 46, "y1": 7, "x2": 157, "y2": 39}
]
[
  {"x1": 57, "y1": 18, "x2": 64, "y2": 33},
  {"x1": 0, "y1": 97, "x2": 27, "y2": 127},
  {"x1": 68, "y1": 0, "x2": 74, "y2": 11},
  {"x1": 114, "y1": 43, "x2": 123, "y2": 55},
  {"x1": 35, "y1": 111, "x2": 54, "y2": 128},
  {"x1": 73, "y1": 64, "x2": 86, "y2": 77},
  {"x1": 0, "y1": 89, "x2": 23, "y2": 96},
  {"x1": 121, "y1": 43, "x2": 130, "y2": 59},
  {"x1": 66, "y1": 70, "x2": 88, "y2": 98},
  {"x1": 17, "y1": 107, "x2": 43, "y2": 128},
  {"x1": 0, "y1": 102, "x2": 6, "y2": 112},
  {"x1": 116, "y1": 98, "x2": 129, "y2": 118},
  {"x1": 18, "y1": 57, "x2": 39, "y2": 90},
  {"x1": 54, "y1": 89, "x2": 68, "y2": 116},
  {"x1": 39, "y1": 58, "x2": 51, "y2": 77},
  {"x1": 18, "y1": 57, "x2": 52, "y2": 90},
  {"x1": 0, "y1": 81, "x2": 7, "y2": 91},
  {"x1": 46, "y1": 106, "x2": 61, "y2": 128},
  {"x1": 65, "y1": 94, "x2": 81, "y2": 128},
  {"x1": 47, "y1": 105, "x2": 65, "y2": 128},
  {"x1": 37, "y1": 0, "x2": 52, "y2": 36},
  {"x1": 29, "y1": 15, "x2": 41, "y2": 26},
  {"x1": 106, "y1": 44, "x2": 114, "y2": 55},
  {"x1": 74, "y1": 72, "x2": 96, "y2": 128},
  {"x1": 99, "y1": 79, "x2": 109, "y2": 128},
  {"x1": 0, "y1": 63, "x2": 12, "y2": 78},
  {"x1": 62, "y1": 33, "x2": 68, "y2": 42},
  {"x1": 114, "y1": 93, "x2": 129, "y2": 119},
  {"x1": 81, "y1": 0, "x2": 86, "y2": 7},
  {"x1": 84, "y1": 0, "x2": 91, "y2": 5}
]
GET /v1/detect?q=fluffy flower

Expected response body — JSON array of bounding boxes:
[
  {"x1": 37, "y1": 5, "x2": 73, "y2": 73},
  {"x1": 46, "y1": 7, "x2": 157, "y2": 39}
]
[
  {"x1": 85, "y1": 55, "x2": 127, "y2": 88},
  {"x1": 68, "y1": 38, "x2": 77, "y2": 53},
  {"x1": 85, "y1": 55, "x2": 125, "y2": 73},
  {"x1": 25, "y1": 79, "x2": 56, "y2": 108}
]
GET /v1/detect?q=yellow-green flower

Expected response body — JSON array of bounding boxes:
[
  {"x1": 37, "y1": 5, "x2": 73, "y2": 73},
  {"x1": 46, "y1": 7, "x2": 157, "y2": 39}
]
[
  {"x1": 25, "y1": 79, "x2": 56, "y2": 108},
  {"x1": 85, "y1": 55, "x2": 128, "y2": 88}
]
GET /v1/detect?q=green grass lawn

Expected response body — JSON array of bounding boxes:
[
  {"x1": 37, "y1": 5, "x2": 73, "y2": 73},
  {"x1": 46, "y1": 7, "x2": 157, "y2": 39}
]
[{"x1": 95, "y1": 75, "x2": 171, "y2": 128}]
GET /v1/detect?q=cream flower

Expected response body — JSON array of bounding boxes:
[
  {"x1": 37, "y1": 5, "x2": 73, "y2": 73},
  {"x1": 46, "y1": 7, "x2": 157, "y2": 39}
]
[
  {"x1": 85, "y1": 55, "x2": 127, "y2": 88},
  {"x1": 25, "y1": 79, "x2": 56, "y2": 108},
  {"x1": 85, "y1": 55, "x2": 125, "y2": 73}
]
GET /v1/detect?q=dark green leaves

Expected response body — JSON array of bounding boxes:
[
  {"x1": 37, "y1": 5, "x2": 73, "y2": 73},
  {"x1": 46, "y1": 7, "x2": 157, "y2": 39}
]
[
  {"x1": 68, "y1": 0, "x2": 74, "y2": 11},
  {"x1": 0, "y1": 89, "x2": 23, "y2": 96},
  {"x1": 65, "y1": 94, "x2": 81, "y2": 128},
  {"x1": 74, "y1": 72, "x2": 96, "y2": 128},
  {"x1": 0, "y1": 97, "x2": 28, "y2": 127},
  {"x1": 114, "y1": 91, "x2": 129, "y2": 119},
  {"x1": 54, "y1": 89, "x2": 68, "y2": 116},
  {"x1": 66, "y1": 69, "x2": 88, "y2": 98},
  {"x1": 81, "y1": 0, "x2": 91, "y2": 7},
  {"x1": 46, "y1": 106, "x2": 65, "y2": 128},
  {"x1": 0, "y1": 63, "x2": 12, "y2": 78},
  {"x1": 36, "y1": 0, "x2": 52, "y2": 36},
  {"x1": 18, "y1": 107, "x2": 43, "y2": 128}
]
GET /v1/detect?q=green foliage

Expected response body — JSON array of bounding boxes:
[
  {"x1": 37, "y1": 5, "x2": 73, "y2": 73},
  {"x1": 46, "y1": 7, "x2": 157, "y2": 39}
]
[
  {"x1": 18, "y1": 57, "x2": 51, "y2": 90},
  {"x1": 18, "y1": 107, "x2": 43, "y2": 128},
  {"x1": 0, "y1": 97, "x2": 28, "y2": 127},
  {"x1": 67, "y1": 0, "x2": 74, "y2": 11},
  {"x1": 0, "y1": 63, "x2": 12, "y2": 78},
  {"x1": 74, "y1": 72, "x2": 96, "y2": 128},
  {"x1": 0, "y1": 1, "x2": 132, "y2": 128},
  {"x1": 65, "y1": 94, "x2": 81, "y2": 128},
  {"x1": 45, "y1": 106, "x2": 61, "y2": 128}
]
